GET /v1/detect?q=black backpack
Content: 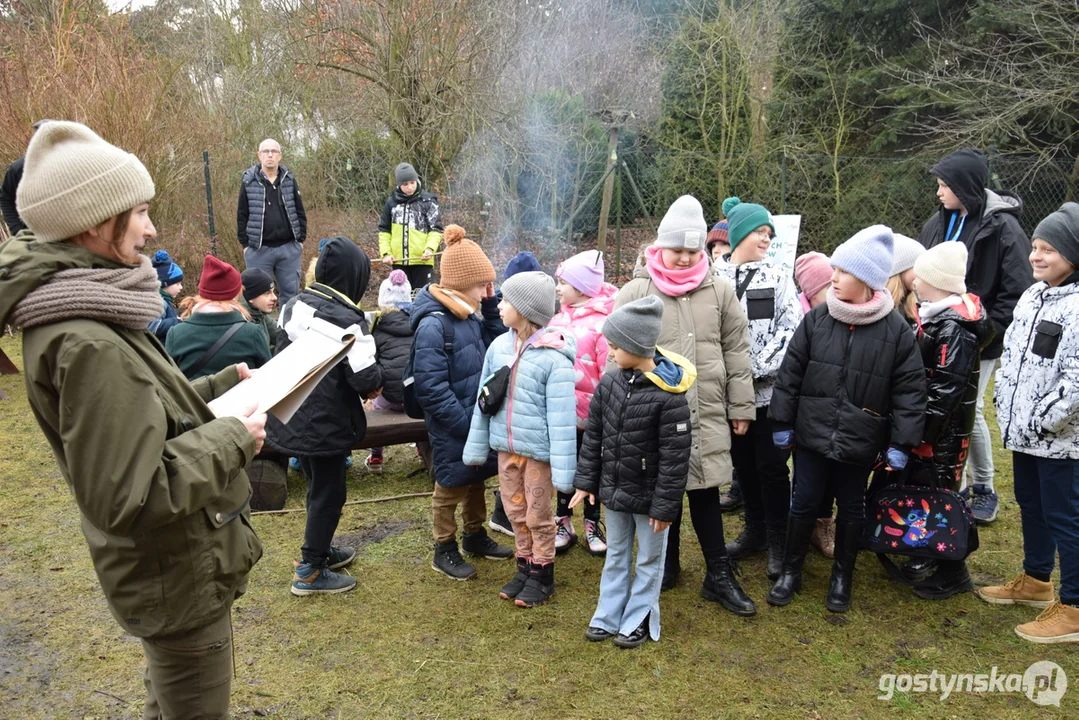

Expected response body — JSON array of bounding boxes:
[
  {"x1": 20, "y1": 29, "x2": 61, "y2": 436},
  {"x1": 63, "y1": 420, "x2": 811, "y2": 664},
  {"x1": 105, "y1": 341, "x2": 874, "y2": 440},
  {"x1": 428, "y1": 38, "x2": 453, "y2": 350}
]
[{"x1": 402, "y1": 311, "x2": 455, "y2": 419}]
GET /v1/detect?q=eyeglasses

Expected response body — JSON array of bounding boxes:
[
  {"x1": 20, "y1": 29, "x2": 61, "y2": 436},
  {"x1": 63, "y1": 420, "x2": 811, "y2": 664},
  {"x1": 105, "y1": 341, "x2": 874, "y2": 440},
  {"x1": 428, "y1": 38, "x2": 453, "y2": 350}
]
[
  {"x1": 259, "y1": 149, "x2": 281, "y2": 156},
  {"x1": 750, "y1": 227, "x2": 772, "y2": 239}
]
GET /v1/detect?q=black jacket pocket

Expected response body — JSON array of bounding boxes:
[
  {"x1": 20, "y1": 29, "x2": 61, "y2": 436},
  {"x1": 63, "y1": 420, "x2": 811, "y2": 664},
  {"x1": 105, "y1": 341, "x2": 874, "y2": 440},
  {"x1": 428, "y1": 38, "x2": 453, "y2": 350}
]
[
  {"x1": 1032, "y1": 320, "x2": 1062, "y2": 359},
  {"x1": 746, "y1": 287, "x2": 776, "y2": 321}
]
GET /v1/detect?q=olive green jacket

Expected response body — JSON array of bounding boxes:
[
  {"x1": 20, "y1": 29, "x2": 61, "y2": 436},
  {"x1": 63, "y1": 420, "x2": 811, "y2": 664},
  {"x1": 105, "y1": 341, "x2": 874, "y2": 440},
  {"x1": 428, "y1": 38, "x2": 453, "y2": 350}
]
[{"x1": 0, "y1": 235, "x2": 263, "y2": 638}]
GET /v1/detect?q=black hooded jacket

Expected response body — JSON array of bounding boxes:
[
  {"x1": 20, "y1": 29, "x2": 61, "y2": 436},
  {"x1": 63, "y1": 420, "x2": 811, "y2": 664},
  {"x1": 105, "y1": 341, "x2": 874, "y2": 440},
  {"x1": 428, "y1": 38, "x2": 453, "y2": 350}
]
[
  {"x1": 372, "y1": 306, "x2": 413, "y2": 405},
  {"x1": 918, "y1": 149, "x2": 1033, "y2": 359},
  {"x1": 266, "y1": 237, "x2": 383, "y2": 456},
  {"x1": 915, "y1": 296, "x2": 995, "y2": 490}
]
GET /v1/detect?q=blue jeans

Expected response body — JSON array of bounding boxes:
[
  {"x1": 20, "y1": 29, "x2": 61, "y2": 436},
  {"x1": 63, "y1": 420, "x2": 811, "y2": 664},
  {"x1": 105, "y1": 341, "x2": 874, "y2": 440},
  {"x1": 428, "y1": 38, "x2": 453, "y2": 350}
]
[
  {"x1": 1013, "y1": 452, "x2": 1079, "y2": 605},
  {"x1": 590, "y1": 509, "x2": 668, "y2": 641},
  {"x1": 244, "y1": 241, "x2": 303, "y2": 310},
  {"x1": 790, "y1": 449, "x2": 871, "y2": 523}
]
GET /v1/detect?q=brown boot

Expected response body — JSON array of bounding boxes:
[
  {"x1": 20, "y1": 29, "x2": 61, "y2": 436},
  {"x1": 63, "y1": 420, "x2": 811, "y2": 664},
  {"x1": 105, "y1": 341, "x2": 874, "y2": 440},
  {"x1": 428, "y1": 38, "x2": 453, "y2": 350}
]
[
  {"x1": 975, "y1": 572, "x2": 1054, "y2": 608},
  {"x1": 1015, "y1": 601, "x2": 1079, "y2": 644},
  {"x1": 810, "y1": 518, "x2": 835, "y2": 558}
]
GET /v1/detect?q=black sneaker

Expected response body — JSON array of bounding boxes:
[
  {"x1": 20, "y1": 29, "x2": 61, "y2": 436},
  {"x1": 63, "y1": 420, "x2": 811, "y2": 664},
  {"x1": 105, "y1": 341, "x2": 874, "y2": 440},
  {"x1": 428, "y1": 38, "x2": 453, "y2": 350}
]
[
  {"x1": 462, "y1": 529, "x2": 513, "y2": 560},
  {"x1": 327, "y1": 545, "x2": 356, "y2": 570},
  {"x1": 489, "y1": 490, "x2": 514, "y2": 537},
  {"x1": 585, "y1": 626, "x2": 616, "y2": 642},
  {"x1": 432, "y1": 541, "x2": 477, "y2": 581},
  {"x1": 968, "y1": 485, "x2": 999, "y2": 525},
  {"x1": 613, "y1": 615, "x2": 651, "y2": 649}
]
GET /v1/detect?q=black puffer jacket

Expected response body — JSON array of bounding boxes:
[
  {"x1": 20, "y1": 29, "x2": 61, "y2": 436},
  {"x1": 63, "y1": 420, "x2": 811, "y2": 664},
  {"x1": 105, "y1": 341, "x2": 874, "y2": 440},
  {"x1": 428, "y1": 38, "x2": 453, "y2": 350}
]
[
  {"x1": 372, "y1": 306, "x2": 412, "y2": 405},
  {"x1": 266, "y1": 238, "x2": 383, "y2": 456},
  {"x1": 573, "y1": 351, "x2": 695, "y2": 522},
  {"x1": 915, "y1": 295, "x2": 995, "y2": 489},
  {"x1": 919, "y1": 149, "x2": 1033, "y2": 359},
  {"x1": 769, "y1": 304, "x2": 927, "y2": 466}
]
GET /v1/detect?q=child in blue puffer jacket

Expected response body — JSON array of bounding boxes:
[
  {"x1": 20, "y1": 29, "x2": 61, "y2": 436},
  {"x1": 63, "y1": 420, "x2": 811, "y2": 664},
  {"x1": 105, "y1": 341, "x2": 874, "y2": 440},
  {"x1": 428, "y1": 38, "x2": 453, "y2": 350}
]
[{"x1": 464, "y1": 271, "x2": 578, "y2": 608}]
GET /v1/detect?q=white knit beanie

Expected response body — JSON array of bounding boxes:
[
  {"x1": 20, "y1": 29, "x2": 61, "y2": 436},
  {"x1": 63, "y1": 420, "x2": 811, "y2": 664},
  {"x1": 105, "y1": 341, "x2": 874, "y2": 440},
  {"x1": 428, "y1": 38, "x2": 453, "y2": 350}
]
[
  {"x1": 914, "y1": 242, "x2": 968, "y2": 295},
  {"x1": 889, "y1": 233, "x2": 926, "y2": 275},
  {"x1": 16, "y1": 121, "x2": 155, "y2": 242},
  {"x1": 830, "y1": 225, "x2": 895, "y2": 291},
  {"x1": 655, "y1": 195, "x2": 708, "y2": 251}
]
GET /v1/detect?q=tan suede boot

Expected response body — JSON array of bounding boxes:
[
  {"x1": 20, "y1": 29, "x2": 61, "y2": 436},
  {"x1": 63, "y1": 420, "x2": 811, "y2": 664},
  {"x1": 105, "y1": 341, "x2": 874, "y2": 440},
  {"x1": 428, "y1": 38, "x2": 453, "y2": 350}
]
[
  {"x1": 810, "y1": 518, "x2": 835, "y2": 558},
  {"x1": 975, "y1": 572, "x2": 1054, "y2": 608},
  {"x1": 1015, "y1": 601, "x2": 1079, "y2": 644}
]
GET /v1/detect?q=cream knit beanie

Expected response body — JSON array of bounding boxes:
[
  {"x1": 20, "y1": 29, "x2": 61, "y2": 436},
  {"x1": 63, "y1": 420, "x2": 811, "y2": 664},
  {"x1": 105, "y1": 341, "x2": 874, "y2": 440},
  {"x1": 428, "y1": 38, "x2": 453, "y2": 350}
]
[
  {"x1": 914, "y1": 242, "x2": 968, "y2": 295},
  {"x1": 16, "y1": 121, "x2": 155, "y2": 242}
]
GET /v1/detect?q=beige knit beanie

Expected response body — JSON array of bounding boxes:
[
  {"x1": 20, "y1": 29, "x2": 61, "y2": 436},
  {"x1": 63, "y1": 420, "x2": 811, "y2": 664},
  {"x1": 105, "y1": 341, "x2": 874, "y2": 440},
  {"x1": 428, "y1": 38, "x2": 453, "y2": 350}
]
[
  {"x1": 16, "y1": 121, "x2": 155, "y2": 242},
  {"x1": 914, "y1": 242, "x2": 968, "y2": 295}
]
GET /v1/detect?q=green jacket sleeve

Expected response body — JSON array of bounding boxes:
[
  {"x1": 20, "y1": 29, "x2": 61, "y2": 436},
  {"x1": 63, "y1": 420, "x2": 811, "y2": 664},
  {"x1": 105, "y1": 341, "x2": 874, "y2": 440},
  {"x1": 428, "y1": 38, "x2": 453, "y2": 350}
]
[
  {"x1": 57, "y1": 340, "x2": 256, "y2": 537},
  {"x1": 190, "y1": 364, "x2": 243, "y2": 404}
]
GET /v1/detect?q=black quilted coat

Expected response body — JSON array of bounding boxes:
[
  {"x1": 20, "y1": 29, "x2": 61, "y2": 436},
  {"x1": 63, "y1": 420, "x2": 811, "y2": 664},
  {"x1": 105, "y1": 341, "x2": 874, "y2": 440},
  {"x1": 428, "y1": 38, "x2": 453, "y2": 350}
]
[
  {"x1": 372, "y1": 307, "x2": 413, "y2": 406},
  {"x1": 915, "y1": 295, "x2": 995, "y2": 489},
  {"x1": 769, "y1": 304, "x2": 927, "y2": 466},
  {"x1": 573, "y1": 352, "x2": 694, "y2": 522}
]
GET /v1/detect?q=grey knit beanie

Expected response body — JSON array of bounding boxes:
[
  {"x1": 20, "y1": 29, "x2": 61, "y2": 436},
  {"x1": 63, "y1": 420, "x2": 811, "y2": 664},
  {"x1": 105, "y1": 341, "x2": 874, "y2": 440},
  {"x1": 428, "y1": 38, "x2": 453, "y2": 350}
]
[
  {"x1": 830, "y1": 225, "x2": 895, "y2": 291},
  {"x1": 655, "y1": 195, "x2": 708, "y2": 251},
  {"x1": 889, "y1": 233, "x2": 926, "y2": 275},
  {"x1": 1033, "y1": 202, "x2": 1079, "y2": 270},
  {"x1": 603, "y1": 295, "x2": 664, "y2": 358},
  {"x1": 395, "y1": 162, "x2": 419, "y2": 186},
  {"x1": 500, "y1": 271, "x2": 558, "y2": 327},
  {"x1": 17, "y1": 121, "x2": 155, "y2": 242}
]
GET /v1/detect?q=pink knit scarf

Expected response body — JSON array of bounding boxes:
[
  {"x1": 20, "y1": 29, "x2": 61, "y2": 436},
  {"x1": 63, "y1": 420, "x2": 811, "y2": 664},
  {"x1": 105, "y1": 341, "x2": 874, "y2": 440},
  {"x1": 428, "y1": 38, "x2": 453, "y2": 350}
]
[
  {"x1": 644, "y1": 246, "x2": 709, "y2": 297},
  {"x1": 826, "y1": 288, "x2": 894, "y2": 326}
]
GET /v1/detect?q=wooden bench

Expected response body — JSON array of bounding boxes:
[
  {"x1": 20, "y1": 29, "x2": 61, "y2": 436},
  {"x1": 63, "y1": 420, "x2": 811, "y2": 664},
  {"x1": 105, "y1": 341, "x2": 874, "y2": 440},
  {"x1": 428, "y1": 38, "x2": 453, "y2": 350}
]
[{"x1": 248, "y1": 408, "x2": 433, "y2": 510}]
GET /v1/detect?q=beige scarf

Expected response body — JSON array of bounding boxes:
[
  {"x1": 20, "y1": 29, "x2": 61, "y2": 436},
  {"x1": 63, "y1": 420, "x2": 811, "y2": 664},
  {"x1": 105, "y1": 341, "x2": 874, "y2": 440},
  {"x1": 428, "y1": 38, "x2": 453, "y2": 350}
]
[{"x1": 10, "y1": 255, "x2": 163, "y2": 330}]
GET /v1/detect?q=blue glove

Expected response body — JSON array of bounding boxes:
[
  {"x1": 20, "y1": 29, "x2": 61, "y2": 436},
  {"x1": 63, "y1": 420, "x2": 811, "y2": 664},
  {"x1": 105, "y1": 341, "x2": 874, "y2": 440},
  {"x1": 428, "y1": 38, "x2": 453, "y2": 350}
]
[
  {"x1": 772, "y1": 430, "x2": 793, "y2": 449},
  {"x1": 886, "y1": 446, "x2": 908, "y2": 470}
]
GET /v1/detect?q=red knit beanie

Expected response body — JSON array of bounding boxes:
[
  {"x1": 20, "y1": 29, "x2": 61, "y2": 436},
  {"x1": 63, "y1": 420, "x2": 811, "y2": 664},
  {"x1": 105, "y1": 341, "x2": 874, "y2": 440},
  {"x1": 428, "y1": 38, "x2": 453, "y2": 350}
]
[{"x1": 198, "y1": 254, "x2": 242, "y2": 300}]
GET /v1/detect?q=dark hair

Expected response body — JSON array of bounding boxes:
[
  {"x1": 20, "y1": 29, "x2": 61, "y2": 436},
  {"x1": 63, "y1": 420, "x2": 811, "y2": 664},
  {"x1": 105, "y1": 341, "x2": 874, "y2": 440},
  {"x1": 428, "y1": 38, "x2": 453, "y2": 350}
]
[{"x1": 109, "y1": 208, "x2": 135, "y2": 248}]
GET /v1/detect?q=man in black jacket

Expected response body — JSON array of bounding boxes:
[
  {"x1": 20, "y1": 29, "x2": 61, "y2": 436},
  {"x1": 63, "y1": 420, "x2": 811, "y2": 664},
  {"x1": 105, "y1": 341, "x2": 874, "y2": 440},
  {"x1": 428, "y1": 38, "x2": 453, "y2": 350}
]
[
  {"x1": 237, "y1": 138, "x2": 307, "y2": 310},
  {"x1": 917, "y1": 148, "x2": 1033, "y2": 525}
]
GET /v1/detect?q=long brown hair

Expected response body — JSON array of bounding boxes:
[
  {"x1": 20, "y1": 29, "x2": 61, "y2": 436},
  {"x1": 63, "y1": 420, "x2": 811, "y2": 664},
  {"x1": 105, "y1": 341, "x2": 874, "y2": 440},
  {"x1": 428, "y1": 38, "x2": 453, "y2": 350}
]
[
  {"x1": 885, "y1": 274, "x2": 918, "y2": 321},
  {"x1": 178, "y1": 294, "x2": 252, "y2": 321}
]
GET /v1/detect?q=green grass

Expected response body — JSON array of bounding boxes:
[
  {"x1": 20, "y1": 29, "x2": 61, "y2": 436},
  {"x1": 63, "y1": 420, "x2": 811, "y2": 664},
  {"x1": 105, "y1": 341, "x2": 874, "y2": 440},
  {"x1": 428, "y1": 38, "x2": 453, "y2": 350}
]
[{"x1": 0, "y1": 333, "x2": 1074, "y2": 718}]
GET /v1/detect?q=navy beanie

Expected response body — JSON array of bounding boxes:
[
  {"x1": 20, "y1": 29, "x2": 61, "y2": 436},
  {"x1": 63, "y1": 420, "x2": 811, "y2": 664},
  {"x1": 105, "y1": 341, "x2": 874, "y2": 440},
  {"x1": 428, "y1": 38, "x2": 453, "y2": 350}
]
[
  {"x1": 505, "y1": 251, "x2": 542, "y2": 280},
  {"x1": 151, "y1": 250, "x2": 183, "y2": 287}
]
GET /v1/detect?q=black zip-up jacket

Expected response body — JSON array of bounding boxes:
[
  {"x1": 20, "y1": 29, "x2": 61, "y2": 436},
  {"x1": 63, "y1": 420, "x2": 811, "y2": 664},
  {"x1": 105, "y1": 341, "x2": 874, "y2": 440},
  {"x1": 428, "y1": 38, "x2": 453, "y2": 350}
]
[
  {"x1": 573, "y1": 352, "x2": 694, "y2": 522},
  {"x1": 372, "y1": 306, "x2": 412, "y2": 406},
  {"x1": 769, "y1": 304, "x2": 927, "y2": 467},
  {"x1": 915, "y1": 296, "x2": 995, "y2": 489},
  {"x1": 919, "y1": 150, "x2": 1033, "y2": 359},
  {"x1": 266, "y1": 238, "x2": 382, "y2": 457}
]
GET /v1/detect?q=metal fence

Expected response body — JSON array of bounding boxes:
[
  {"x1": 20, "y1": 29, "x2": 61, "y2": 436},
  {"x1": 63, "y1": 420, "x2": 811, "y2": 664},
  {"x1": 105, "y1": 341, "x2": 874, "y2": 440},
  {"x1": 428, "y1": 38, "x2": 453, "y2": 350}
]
[{"x1": 448, "y1": 148, "x2": 1077, "y2": 281}]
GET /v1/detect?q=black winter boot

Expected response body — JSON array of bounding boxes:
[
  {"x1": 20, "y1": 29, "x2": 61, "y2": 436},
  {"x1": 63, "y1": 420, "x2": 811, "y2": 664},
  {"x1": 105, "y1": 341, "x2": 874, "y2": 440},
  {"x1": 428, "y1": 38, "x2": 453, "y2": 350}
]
[
  {"x1": 825, "y1": 521, "x2": 865, "y2": 613},
  {"x1": 912, "y1": 559, "x2": 974, "y2": 600},
  {"x1": 767, "y1": 518, "x2": 816, "y2": 606},
  {"x1": 701, "y1": 553, "x2": 757, "y2": 617},
  {"x1": 514, "y1": 561, "x2": 555, "y2": 608},
  {"x1": 488, "y1": 490, "x2": 514, "y2": 537},
  {"x1": 725, "y1": 517, "x2": 767, "y2": 559},
  {"x1": 431, "y1": 540, "x2": 477, "y2": 581},
  {"x1": 901, "y1": 557, "x2": 936, "y2": 584},
  {"x1": 765, "y1": 524, "x2": 785, "y2": 581},
  {"x1": 462, "y1": 528, "x2": 513, "y2": 560},
  {"x1": 499, "y1": 556, "x2": 531, "y2": 600}
]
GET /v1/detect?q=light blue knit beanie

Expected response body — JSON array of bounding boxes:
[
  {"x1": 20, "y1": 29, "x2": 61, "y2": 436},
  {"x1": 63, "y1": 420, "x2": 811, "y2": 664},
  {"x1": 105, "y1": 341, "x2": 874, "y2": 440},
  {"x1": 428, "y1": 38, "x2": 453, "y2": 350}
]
[{"x1": 830, "y1": 225, "x2": 895, "y2": 291}]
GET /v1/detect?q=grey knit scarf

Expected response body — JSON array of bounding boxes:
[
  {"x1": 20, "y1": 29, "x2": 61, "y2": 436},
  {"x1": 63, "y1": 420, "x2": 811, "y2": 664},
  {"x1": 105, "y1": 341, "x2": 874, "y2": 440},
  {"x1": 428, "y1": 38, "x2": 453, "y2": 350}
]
[
  {"x1": 10, "y1": 255, "x2": 163, "y2": 330},
  {"x1": 826, "y1": 288, "x2": 894, "y2": 326}
]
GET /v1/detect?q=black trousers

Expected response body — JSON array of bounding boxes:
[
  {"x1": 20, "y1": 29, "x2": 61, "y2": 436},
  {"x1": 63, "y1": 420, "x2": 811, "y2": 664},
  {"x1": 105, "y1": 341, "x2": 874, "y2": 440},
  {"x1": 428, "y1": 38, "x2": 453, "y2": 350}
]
[
  {"x1": 557, "y1": 429, "x2": 600, "y2": 521},
  {"x1": 729, "y1": 406, "x2": 791, "y2": 530},
  {"x1": 667, "y1": 487, "x2": 727, "y2": 563},
  {"x1": 299, "y1": 455, "x2": 349, "y2": 565},
  {"x1": 790, "y1": 448, "x2": 871, "y2": 524}
]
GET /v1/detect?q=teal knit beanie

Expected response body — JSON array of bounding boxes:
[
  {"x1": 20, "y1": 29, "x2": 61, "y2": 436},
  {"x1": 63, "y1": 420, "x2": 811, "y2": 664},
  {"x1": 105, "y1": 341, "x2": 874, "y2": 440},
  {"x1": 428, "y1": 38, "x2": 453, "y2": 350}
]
[{"x1": 723, "y1": 197, "x2": 775, "y2": 251}]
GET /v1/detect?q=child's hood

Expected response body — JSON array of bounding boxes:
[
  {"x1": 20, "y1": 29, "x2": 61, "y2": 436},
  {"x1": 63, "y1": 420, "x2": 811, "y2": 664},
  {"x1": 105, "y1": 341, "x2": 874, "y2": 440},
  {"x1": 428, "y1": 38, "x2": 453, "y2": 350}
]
[
  {"x1": 644, "y1": 347, "x2": 697, "y2": 394},
  {"x1": 927, "y1": 293, "x2": 996, "y2": 350},
  {"x1": 315, "y1": 236, "x2": 370, "y2": 303},
  {"x1": 549, "y1": 282, "x2": 618, "y2": 327},
  {"x1": 527, "y1": 328, "x2": 577, "y2": 363}
]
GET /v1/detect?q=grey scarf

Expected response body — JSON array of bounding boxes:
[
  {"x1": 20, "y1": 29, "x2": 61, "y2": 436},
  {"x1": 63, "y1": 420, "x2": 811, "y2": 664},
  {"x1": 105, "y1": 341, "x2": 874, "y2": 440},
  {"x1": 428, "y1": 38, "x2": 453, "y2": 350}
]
[{"x1": 10, "y1": 255, "x2": 163, "y2": 330}]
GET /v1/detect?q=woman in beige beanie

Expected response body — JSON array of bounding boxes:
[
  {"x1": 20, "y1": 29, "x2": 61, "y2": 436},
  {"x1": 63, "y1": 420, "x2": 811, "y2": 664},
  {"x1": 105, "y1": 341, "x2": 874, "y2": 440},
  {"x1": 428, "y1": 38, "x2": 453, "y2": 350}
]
[{"x1": 0, "y1": 121, "x2": 266, "y2": 717}]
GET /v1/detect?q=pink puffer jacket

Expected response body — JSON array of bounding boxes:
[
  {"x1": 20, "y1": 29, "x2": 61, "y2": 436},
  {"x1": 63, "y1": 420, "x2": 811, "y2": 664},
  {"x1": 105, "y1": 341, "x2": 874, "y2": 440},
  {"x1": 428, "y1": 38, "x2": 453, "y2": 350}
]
[{"x1": 548, "y1": 283, "x2": 619, "y2": 428}]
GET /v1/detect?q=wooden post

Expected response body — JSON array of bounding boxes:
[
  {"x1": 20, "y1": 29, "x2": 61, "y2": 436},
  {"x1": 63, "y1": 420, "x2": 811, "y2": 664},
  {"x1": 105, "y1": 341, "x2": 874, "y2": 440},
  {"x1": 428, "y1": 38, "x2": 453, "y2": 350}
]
[{"x1": 595, "y1": 126, "x2": 619, "y2": 252}]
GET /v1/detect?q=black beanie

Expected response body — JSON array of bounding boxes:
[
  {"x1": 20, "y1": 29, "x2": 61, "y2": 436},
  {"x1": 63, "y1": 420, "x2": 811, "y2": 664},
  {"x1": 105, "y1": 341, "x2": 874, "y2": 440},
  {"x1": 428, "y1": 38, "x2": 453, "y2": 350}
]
[
  {"x1": 241, "y1": 267, "x2": 273, "y2": 301},
  {"x1": 1033, "y1": 202, "x2": 1079, "y2": 270}
]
